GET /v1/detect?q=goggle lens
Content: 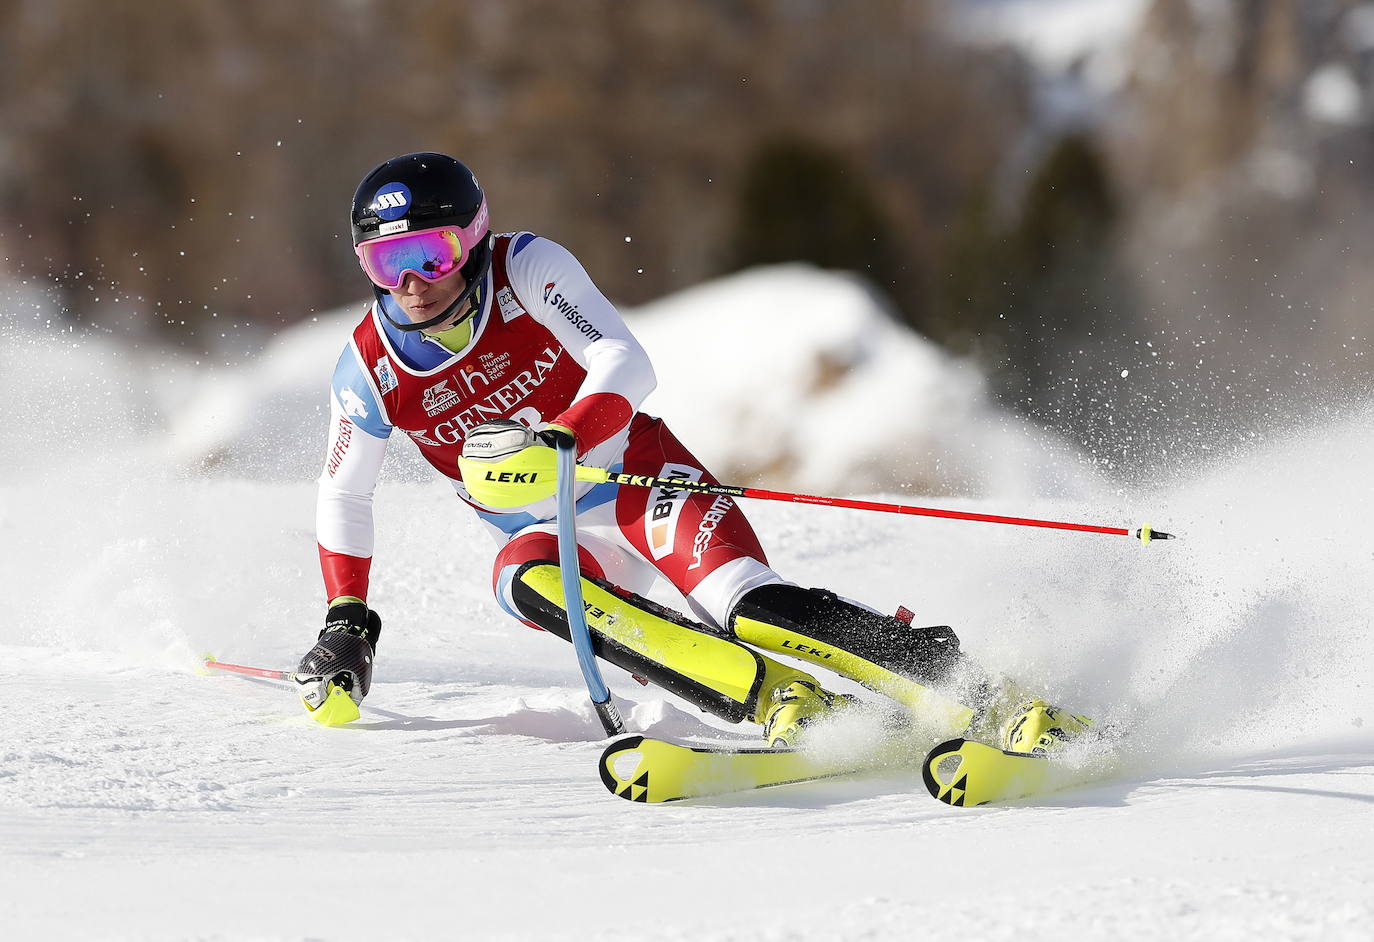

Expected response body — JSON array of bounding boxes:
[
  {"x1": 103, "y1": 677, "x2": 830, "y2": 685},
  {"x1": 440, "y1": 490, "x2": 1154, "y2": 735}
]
[{"x1": 358, "y1": 229, "x2": 465, "y2": 290}]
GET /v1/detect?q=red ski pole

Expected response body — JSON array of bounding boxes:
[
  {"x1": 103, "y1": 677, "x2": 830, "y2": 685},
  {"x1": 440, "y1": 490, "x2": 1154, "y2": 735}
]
[
  {"x1": 200, "y1": 656, "x2": 361, "y2": 727},
  {"x1": 201, "y1": 657, "x2": 295, "y2": 681},
  {"x1": 575, "y1": 467, "x2": 1173, "y2": 543}
]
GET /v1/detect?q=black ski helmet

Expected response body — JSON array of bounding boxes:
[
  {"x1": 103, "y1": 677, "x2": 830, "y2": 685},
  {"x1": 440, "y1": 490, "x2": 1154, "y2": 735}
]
[{"x1": 350, "y1": 152, "x2": 493, "y2": 332}]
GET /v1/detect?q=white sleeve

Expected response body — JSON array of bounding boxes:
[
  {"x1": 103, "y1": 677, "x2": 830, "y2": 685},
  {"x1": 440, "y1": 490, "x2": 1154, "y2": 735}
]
[
  {"x1": 508, "y1": 235, "x2": 656, "y2": 412},
  {"x1": 317, "y1": 346, "x2": 392, "y2": 559}
]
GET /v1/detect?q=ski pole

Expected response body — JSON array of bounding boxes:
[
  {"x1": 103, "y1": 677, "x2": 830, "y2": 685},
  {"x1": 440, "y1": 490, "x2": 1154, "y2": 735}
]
[
  {"x1": 556, "y1": 438, "x2": 626, "y2": 737},
  {"x1": 202, "y1": 657, "x2": 295, "y2": 681},
  {"x1": 201, "y1": 655, "x2": 361, "y2": 726},
  {"x1": 574, "y1": 466, "x2": 1173, "y2": 543}
]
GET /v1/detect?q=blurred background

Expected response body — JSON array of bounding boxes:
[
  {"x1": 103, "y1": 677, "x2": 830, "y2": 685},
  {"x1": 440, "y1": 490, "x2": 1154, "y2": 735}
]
[{"x1": 3, "y1": 0, "x2": 1373, "y2": 488}]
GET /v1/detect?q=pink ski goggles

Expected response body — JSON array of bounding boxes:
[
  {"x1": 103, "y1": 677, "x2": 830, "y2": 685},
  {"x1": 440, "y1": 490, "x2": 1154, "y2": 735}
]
[{"x1": 355, "y1": 202, "x2": 489, "y2": 290}]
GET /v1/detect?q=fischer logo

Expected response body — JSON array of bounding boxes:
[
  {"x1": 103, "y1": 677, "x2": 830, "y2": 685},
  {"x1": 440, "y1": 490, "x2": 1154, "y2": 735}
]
[
  {"x1": 424, "y1": 346, "x2": 564, "y2": 445},
  {"x1": 326, "y1": 416, "x2": 354, "y2": 477},
  {"x1": 688, "y1": 495, "x2": 735, "y2": 571},
  {"x1": 646, "y1": 464, "x2": 699, "y2": 560},
  {"x1": 422, "y1": 380, "x2": 462, "y2": 417}
]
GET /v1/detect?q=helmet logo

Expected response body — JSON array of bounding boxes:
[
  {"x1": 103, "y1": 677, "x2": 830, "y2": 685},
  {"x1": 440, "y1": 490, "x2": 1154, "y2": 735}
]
[{"x1": 370, "y1": 182, "x2": 412, "y2": 221}]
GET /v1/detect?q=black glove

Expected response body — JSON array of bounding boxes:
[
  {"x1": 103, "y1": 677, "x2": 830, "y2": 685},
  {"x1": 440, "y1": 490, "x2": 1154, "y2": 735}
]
[
  {"x1": 323, "y1": 600, "x2": 382, "y2": 651},
  {"x1": 536, "y1": 426, "x2": 575, "y2": 450},
  {"x1": 294, "y1": 601, "x2": 382, "y2": 712}
]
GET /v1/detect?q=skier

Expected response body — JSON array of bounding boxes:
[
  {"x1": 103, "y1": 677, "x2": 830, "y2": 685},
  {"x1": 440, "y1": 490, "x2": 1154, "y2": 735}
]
[{"x1": 297, "y1": 152, "x2": 1089, "y2": 754}]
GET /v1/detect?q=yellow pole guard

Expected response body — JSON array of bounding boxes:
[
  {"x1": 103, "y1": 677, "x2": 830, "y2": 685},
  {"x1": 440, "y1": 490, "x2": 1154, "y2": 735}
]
[{"x1": 303, "y1": 683, "x2": 361, "y2": 727}]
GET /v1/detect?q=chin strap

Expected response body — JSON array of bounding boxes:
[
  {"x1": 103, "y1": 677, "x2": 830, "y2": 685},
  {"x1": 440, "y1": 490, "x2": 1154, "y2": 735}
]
[
  {"x1": 375, "y1": 234, "x2": 494, "y2": 333},
  {"x1": 375, "y1": 282, "x2": 482, "y2": 334}
]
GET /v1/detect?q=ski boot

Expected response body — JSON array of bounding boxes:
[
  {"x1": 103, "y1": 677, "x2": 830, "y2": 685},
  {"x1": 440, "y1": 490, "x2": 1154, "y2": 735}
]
[
  {"x1": 761, "y1": 680, "x2": 855, "y2": 748},
  {"x1": 964, "y1": 679, "x2": 1094, "y2": 756},
  {"x1": 1001, "y1": 698, "x2": 1094, "y2": 756}
]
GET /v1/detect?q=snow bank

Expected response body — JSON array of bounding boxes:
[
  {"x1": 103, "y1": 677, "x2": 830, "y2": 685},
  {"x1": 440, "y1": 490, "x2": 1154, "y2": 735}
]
[
  {"x1": 629, "y1": 264, "x2": 1094, "y2": 497},
  {"x1": 66, "y1": 263, "x2": 1093, "y2": 499}
]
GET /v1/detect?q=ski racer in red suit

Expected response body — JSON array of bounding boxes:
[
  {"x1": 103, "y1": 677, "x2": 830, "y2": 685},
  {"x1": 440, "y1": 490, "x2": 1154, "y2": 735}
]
[{"x1": 296, "y1": 152, "x2": 1088, "y2": 753}]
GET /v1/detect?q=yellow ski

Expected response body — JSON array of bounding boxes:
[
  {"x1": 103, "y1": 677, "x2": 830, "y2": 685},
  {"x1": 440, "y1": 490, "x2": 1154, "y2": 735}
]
[
  {"x1": 599, "y1": 734, "x2": 1114, "y2": 805},
  {"x1": 599, "y1": 735, "x2": 895, "y2": 803},
  {"x1": 921, "y1": 737, "x2": 1098, "y2": 806}
]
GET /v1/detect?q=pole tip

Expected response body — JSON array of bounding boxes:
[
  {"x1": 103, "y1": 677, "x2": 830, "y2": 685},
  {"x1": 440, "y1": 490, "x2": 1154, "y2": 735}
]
[{"x1": 1135, "y1": 525, "x2": 1175, "y2": 544}]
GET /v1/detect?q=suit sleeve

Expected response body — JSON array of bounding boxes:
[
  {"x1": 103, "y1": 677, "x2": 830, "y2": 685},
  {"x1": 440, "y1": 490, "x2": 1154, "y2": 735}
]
[
  {"x1": 316, "y1": 345, "x2": 392, "y2": 603},
  {"x1": 507, "y1": 235, "x2": 656, "y2": 453}
]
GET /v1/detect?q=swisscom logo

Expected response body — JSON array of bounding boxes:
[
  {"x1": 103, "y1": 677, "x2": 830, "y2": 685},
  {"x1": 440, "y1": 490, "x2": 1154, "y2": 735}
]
[{"x1": 371, "y1": 183, "x2": 412, "y2": 221}]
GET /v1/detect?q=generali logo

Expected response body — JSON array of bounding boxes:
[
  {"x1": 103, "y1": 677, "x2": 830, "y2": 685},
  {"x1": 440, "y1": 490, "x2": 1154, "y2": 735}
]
[{"x1": 422, "y1": 379, "x2": 462, "y2": 417}]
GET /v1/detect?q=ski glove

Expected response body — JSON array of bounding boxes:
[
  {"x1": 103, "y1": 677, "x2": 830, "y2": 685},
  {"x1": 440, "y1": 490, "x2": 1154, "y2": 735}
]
[
  {"x1": 458, "y1": 418, "x2": 576, "y2": 508},
  {"x1": 293, "y1": 600, "x2": 381, "y2": 725}
]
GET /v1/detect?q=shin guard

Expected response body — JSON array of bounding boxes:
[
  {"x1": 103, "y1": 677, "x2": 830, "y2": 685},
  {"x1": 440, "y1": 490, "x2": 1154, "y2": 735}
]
[
  {"x1": 730, "y1": 584, "x2": 975, "y2": 731},
  {"x1": 510, "y1": 562, "x2": 814, "y2": 724}
]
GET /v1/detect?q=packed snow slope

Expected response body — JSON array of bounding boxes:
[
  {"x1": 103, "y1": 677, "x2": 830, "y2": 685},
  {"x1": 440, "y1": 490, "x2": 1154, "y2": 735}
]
[{"x1": 2, "y1": 266, "x2": 1372, "y2": 941}]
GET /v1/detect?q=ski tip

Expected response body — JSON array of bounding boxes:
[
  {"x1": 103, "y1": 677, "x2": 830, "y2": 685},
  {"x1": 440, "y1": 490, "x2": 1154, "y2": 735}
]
[
  {"x1": 921, "y1": 738, "x2": 968, "y2": 805},
  {"x1": 599, "y1": 735, "x2": 653, "y2": 802},
  {"x1": 195, "y1": 653, "x2": 217, "y2": 675}
]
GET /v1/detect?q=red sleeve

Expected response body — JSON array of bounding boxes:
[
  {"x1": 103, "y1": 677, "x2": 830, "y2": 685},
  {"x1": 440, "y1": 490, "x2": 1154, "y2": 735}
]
[
  {"x1": 319, "y1": 546, "x2": 372, "y2": 602},
  {"x1": 550, "y1": 392, "x2": 634, "y2": 455}
]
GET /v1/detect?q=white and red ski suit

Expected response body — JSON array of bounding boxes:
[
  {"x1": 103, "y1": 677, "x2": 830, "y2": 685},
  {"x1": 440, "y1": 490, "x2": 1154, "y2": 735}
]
[{"x1": 318, "y1": 232, "x2": 783, "y2": 628}]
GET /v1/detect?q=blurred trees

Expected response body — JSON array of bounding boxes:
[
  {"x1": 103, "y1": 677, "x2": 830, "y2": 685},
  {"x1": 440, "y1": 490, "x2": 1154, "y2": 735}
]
[
  {"x1": 1114, "y1": 0, "x2": 1374, "y2": 403},
  {"x1": 10, "y1": 0, "x2": 1365, "y2": 476},
  {"x1": 0, "y1": 0, "x2": 1033, "y2": 348},
  {"x1": 722, "y1": 135, "x2": 908, "y2": 314}
]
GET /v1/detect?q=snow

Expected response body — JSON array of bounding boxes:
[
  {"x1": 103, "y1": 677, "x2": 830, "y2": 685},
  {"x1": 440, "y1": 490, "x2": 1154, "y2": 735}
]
[{"x1": 3, "y1": 266, "x2": 1373, "y2": 940}]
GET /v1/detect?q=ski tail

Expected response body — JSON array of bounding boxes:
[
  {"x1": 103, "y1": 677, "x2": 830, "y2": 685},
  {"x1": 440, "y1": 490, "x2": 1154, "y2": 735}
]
[{"x1": 599, "y1": 735, "x2": 888, "y2": 803}]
